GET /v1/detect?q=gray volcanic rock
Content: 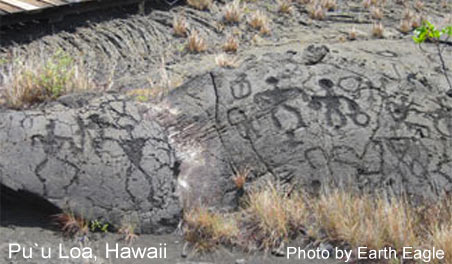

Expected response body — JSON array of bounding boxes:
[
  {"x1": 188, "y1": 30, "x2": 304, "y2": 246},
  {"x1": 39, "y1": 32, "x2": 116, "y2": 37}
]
[
  {"x1": 0, "y1": 94, "x2": 181, "y2": 234},
  {"x1": 160, "y1": 43, "x2": 452, "y2": 207},
  {"x1": 1, "y1": 42, "x2": 452, "y2": 233}
]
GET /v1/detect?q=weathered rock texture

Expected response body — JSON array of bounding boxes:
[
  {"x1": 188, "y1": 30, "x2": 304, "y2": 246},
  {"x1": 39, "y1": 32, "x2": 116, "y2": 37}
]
[
  {"x1": 1, "y1": 42, "x2": 452, "y2": 233},
  {"x1": 0, "y1": 94, "x2": 181, "y2": 233},
  {"x1": 161, "y1": 42, "x2": 452, "y2": 208}
]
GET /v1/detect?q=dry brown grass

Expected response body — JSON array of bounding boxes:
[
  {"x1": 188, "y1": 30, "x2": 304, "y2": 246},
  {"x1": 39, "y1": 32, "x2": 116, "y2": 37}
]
[
  {"x1": 372, "y1": 22, "x2": 384, "y2": 38},
  {"x1": 314, "y1": 191, "x2": 419, "y2": 250},
  {"x1": 187, "y1": 0, "x2": 212, "y2": 10},
  {"x1": 183, "y1": 182, "x2": 451, "y2": 258},
  {"x1": 320, "y1": 0, "x2": 336, "y2": 11},
  {"x1": 173, "y1": 16, "x2": 189, "y2": 37},
  {"x1": 215, "y1": 53, "x2": 239, "y2": 68},
  {"x1": 232, "y1": 167, "x2": 250, "y2": 189},
  {"x1": 399, "y1": 19, "x2": 412, "y2": 33},
  {"x1": 223, "y1": 36, "x2": 239, "y2": 53},
  {"x1": 414, "y1": 0, "x2": 424, "y2": 11},
  {"x1": 223, "y1": 0, "x2": 244, "y2": 24},
  {"x1": 370, "y1": 6, "x2": 383, "y2": 19},
  {"x1": 53, "y1": 211, "x2": 89, "y2": 237},
  {"x1": 127, "y1": 57, "x2": 182, "y2": 101},
  {"x1": 277, "y1": 0, "x2": 293, "y2": 14},
  {"x1": 187, "y1": 31, "x2": 208, "y2": 53},
  {"x1": 248, "y1": 10, "x2": 270, "y2": 35},
  {"x1": 118, "y1": 224, "x2": 139, "y2": 244},
  {"x1": 348, "y1": 26, "x2": 358, "y2": 40},
  {"x1": 183, "y1": 207, "x2": 239, "y2": 252},
  {"x1": 307, "y1": 4, "x2": 326, "y2": 20},
  {"x1": 1, "y1": 51, "x2": 94, "y2": 109}
]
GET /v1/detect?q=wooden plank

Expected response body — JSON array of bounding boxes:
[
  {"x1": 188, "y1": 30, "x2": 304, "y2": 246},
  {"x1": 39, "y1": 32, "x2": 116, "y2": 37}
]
[
  {"x1": 21, "y1": 0, "x2": 51, "y2": 8},
  {"x1": 0, "y1": 1, "x2": 22, "y2": 12},
  {"x1": 0, "y1": 0, "x2": 39, "y2": 10},
  {"x1": 38, "y1": 0, "x2": 66, "y2": 6}
]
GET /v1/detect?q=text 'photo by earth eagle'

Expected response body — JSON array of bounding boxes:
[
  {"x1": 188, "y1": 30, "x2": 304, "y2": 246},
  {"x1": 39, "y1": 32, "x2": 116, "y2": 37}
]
[{"x1": 0, "y1": 0, "x2": 451, "y2": 263}]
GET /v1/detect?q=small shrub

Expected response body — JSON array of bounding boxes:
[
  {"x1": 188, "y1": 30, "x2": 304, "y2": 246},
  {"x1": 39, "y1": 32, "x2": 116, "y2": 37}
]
[{"x1": 413, "y1": 21, "x2": 452, "y2": 92}]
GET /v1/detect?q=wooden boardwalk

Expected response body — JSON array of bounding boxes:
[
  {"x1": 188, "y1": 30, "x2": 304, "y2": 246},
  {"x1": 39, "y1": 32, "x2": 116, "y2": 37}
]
[
  {"x1": 0, "y1": 0, "x2": 146, "y2": 26},
  {"x1": 0, "y1": 0, "x2": 91, "y2": 15}
]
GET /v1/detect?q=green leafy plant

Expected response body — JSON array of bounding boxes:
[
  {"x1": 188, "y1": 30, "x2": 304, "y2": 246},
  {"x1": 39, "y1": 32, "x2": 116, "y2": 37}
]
[
  {"x1": 413, "y1": 21, "x2": 452, "y2": 94},
  {"x1": 90, "y1": 219, "x2": 109, "y2": 233}
]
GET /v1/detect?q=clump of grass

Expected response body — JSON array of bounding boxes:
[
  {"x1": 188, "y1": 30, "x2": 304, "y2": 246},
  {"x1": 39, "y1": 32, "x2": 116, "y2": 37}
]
[
  {"x1": 232, "y1": 167, "x2": 250, "y2": 189},
  {"x1": 362, "y1": 0, "x2": 372, "y2": 9},
  {"x1": 1, "y1": 50, "x2": 94, "y2": 109},
  {"x1": 348, "y1": 26, "x2": 358, "y2": 40},
  {"x1": 241, "y1": 183, "x2": 290, "y2": 250},
  {"x1": 181, "y1": 180, "x2": 452, "y2": 258},
  {"x1": 313, "y1": 191, "x2": 419, "y2": 250},
  {"x1": 53, "y1": 211, "x2": 89, "y2": 237},
  {"x1": 223, "y1": 36, "x2": 239, "y2": 53},
  {"x1": 183, "y1": 207, "x2": 239, "y2": 252},
  {"x1": 187, "y1": 0, "x2": 212, "y2": 10},
  {"x1": 223, "y1": 0, "x2": 244, "y2": 24},
  {"x1": 277, "y1": 0, "x2": 293, "y2": 15},
  {"x1": 187, "y1": 31, "x2": 208, "y2": 53},
  {"x1": 173, "y1": 16, "x2": 189, "y2": 37},
  {"x1": 215, "y1": 53, "x2": 239, "y2": 68},
  {"x1": 128, "y1": 57, "x2": 182, "y2": 101},
  {"x1": 320, "y1": 0, "x2": 336, "y2": 11},
  {"x1": 307, "y1": 4, "x2": 326, "y2": 20},
  {"x1": 239, "y1": 182, "x2": 310, "y2": 251},
  {"x1": 414, "y1": 0, "x2": 424, "y2": 11},
  {"x1": 248, "y1": 11, "x2": 270, "y2": 35},
  {"x1": 399, "y1": 19, "x2": 412, "y2": 33},
  {"x1": 370, "y1": 6, "x2": 383, "y2": 19},
  {"x1": 118, "y1": 224, "x2": 139, "y2": 244},
  {"x1": 372, "y1": 22, "x2": 384, "y2": 38}
]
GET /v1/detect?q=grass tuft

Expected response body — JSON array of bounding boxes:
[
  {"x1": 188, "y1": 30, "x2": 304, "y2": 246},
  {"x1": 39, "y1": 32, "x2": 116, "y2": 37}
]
[
  {"x1": 248, "y1": 11, "x2": 271, "y2": 35},
  {"x1": 187, "y1": 31, "x2": 208, "y2": 53},
  {"x1": 183, "y1": 207, "x2": 239, "y2": 252},
  {"x1": 173, "y1": 15, "x2": 189, "y2": 37},
  {"x1": 223, "y1": 36, "x2": 239, "y2": 53},
  {"x1": 187, "y1": 0, "x2": 212, "y2": 10},
  {"x1": 53, "y1": 211, "x2": 89, "y2": 237},
  {"x1": 215, "y1": 53, "x2": 239, "y2": 68},
  {"x1": 223, "y1": 0, "x2": 244, "y2": 24},
  {"x1": 1, "y1": 50, "x2": 94, "y2": 109}
]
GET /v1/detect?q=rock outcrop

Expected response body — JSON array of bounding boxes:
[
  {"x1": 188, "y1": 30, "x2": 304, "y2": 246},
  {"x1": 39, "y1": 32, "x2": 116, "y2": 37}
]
[
  {"x1": 1, "y1": 42, "x2": 452, "y2": 233},
  {"x1": 0, "y1": 93, "x2": 181, "y2": 233}
]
